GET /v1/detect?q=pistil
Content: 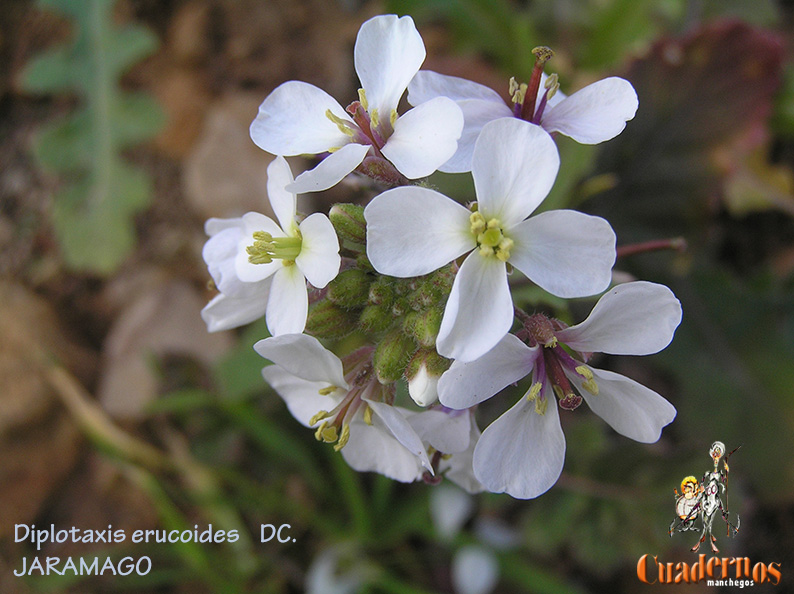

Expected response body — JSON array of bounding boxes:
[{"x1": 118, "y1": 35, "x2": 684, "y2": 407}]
[{"x1": 520, "y1": 46, "x2": 554, "y2": 122}]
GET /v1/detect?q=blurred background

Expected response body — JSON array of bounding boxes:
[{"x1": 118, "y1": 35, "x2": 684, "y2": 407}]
[{"x1": 1, "y1": 0, "x2": 794, "y2": 592}]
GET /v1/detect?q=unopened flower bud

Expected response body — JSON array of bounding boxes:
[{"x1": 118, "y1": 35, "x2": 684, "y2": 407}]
[
  {"x1": 368, "y1": 280, "x2": 394, "y2": 307},
  {"x1": 358, "y1": 155, "x2": 409, "y2": 187},
  {"x1": 373, "y1": 329, "x2": 417, "y2": 384},
  {"x1": 329, "y1": 203, "x2": 367, "y2": 245},
  {"x1": 359, "y1": 303, "x2": 393, "y2": 333},
  {"x1": 404, "y1": 307, "x2": 443, "y2": 347},
  {"x1": 327, "y1": 268, "x2": 371, "y2": 309},
  {"x1": 305, "y1": 300, "x2": 358, "y2": 339},
  {"x1": 405, "y1": 349, "x2": 450, "y2": 407}
]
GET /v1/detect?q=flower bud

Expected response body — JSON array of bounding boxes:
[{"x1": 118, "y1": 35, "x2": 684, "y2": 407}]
[
  {"x1": 368, "y1": 280, "x2": 394, "y2": 307},
  {"x1": 405, "y1": 349, "x2": 449, "y2": 407},
  {"x1": 329, "y1": 203, "x2": 367, "y2": 245},
  {"x1": 373, "y1": 329, "x2": 417, "y2": 384},
  {"x1": 327, "y1": 268, "x2": 371, "y2": 309},
  {"x1": 305, "y1": 299, "x2": 358, "y2": 339},
  {"x1": 403, "y1": 307, "x2": 443, "y2": 347},
  {"x1": 359, "y1": 303, "x2": 393, "y2": 334}
]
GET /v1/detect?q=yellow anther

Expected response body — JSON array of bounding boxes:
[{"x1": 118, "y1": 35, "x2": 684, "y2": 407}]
[
  {"x1": 357, "y1": 88, "x2": 368, "y2": 110},
  {"x1": 509, "y1": 77, "x2": 519, "y2": 96},
  {"x1": 543, "y1": 336, "x2": 558, "y2": 348},
  {"x1": 320, "y1": 425, "x2": 339, "y2": 443},
  {"x1": 582, "y1": 379, "x2": 599, "y2": 395},
  {"x1": 544, "y1": 73, "x2": 559, "y2": 99},
  {"x1": 469, "y1": 211, "x2": 486, "y2": 234},
  {"x1": 575, "y1": 366, "x2": 593, "y2": 380},
  {"x1": 496, "y1": 237, "x2": 513, "y2": 262},
  {"x1": 390, "y1": 109, "x2": 399, "y2": 127},
  {"x1": 552, "y1": 384, "x2": 565, "y2": 400},
  {"x1": 318, "y1": 385, "x2": 337, "y2": 396},
  {"x1": 535, "y1": 397, "x2": 548, "y2": 415},
  {"x1": 314, "y1": 421, "x2": 328, "y2": 441},
  {"x1": 310, "y1": 410, "x2": 332, "y2": 426},
  {"x1": 333, "y1": 424, "x2": 351, "y2": 451},
  {"x1": 363, "y1": 405, "x2": 373, "y2": 426},
  {"x1": 526, "y1": 382, "x2": 543, "y2": 401},
  {"x1": 486, "y1": 218, "x2": 500, "y2": 229},
  {"x1": 509, "y1": 77, "x2": 528, "y2": 104},
  {"x1": 326, "y1": 109, "x2": 355, "y2": 136},
  {"x1": 247, "y1": 232, "x2": 302, "y2": 265},
  {"x1": 370, "y1": 108, "x2": 380, "y2": 129},
  {"x1": 440, "y1": 453, "x2": 453, "y2": 460}
]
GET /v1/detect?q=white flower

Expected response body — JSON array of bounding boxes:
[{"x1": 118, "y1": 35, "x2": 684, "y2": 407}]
[
  {"x1": 205, "y1": 156, "x2": 340, "y2": 337},
  {"x1": 437, "y1": 281, "x2": 681, "y2": 499},
  {"x1": 407, "y1": 62, "x2": 638, "y2": 173},
  {"x1": 255, "y1": 333, "x2": 434, "y2": 482},
  {"x1": 452, "y1": 546, "x2": 500, "y2": 594},
  {"x1": 365, "y1": 117, "x2": 616, "y2": 362},
  {"x1": 250, "y1": 15, "x2": 464, "y2": 192}
]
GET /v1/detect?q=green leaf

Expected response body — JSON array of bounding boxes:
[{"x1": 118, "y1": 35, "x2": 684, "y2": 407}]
[{"x1": 19, "y1": 0, "x2": 164, "y2": 274}]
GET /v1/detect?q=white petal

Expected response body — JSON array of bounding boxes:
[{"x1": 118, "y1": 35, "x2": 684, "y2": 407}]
[
  {"x1": 341, "y1": 417, "x2": 424, "y2": 483},
  {"x1": 509, "y1": 210, "x2": 616, "y2": 298},
  {"x1": 254, "y1": 333, "x2": 348, "y2": 388},
  {"x1": 440, "y1": 414, "x2": 484, "y2": 494},
  {"x1": 430, "y1": 483, "x2": 475, "y2": 541},
  {"x1": 201, "y1": 280, "x2": 269, "y2": 332},
  {"x1": 438, "y1": 334, "x2": 537, "y2": 409},
  {"x1": 436, "y1": 253, "x2": 513, "y2": 362},
  {"x1": 250, "y1": 81, "x2": 352, "y2": 155},
  {"x1": 472, "y1": 118, "x2": 559, "y2": 226},
  {"x1": 366, "y1": 399, "x2": 433, "y2": 472},
  {"x1": 381, "y1": 97, "x2": 464, "y2": 179},
  {"x1": 296, "y1": 213, "x2": 341, "y2": 288},
  {"x1": 556, "y1": 281, "x2": 682, "y2": 355},
  {"x1": 235, "y1": 212, "x2": 284, "y2": 283},
  {"x1": 438, "y1": 99, "x2": 512, "y2": 174},
  {"x1": 452, "y1": 546, "x2": 500, "y2": 594},
  {"x1": 203, "y1": 224, "x2": 245, "y2": 293},
  {"x1": 365, "y1": 187, "x2": 472, "y2": 277},
  {"x1": 541, "y1": 77, "x2": 638, "y2": 144},
  {"x1": 261, "y1": 366, "x2": 340, "y2": 427},
  {"x1": 569, "y1": 366, "x2": 676, "y2": 443},
  {"x1": 205, "y1": 216, "x2": 244, "y2": 237},
  {"x1": 355, "y1": 15, "x2": 425, "y2": 118},
  {"x1": 407, "y1": 364, "x2": 439, "y2": 407},
  {"x1": 287, "y1": 143, "x2": 370, "y2": 194},
  {"x1": 266, "y1": 156, "x2": 297, "y2": 233},
  {"x1": 266, "y1": 265, "x2": 308, "y2": 336},
  {"x1": 408, "y1": 70, "x2": 506, "y2": 105},
  {"x1": 473, "y1": 393, "x2": 565, "y2": 499},
  {"x1": 408, "y1": 408, "x2": 471, "y2": 454}
]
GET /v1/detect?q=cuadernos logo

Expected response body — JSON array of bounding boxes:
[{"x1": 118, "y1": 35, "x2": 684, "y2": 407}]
[{"x1": 637, "y1": 554, "x2": 781, "y2": 586}]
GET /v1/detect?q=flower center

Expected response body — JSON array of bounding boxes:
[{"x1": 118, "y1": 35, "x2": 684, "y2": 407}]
[
  {"x1": 512, "y1": 46, "x2": 560, "y2": 125},
  {"x1": 246, "y1": 231, "x2": 301, "y2": 266},
  {"x1": 469, "y1": 211, "x2": 513, "y2": 261},
  {"x1": 324, "y1": 88, "x2": 397, "y2": 153}
]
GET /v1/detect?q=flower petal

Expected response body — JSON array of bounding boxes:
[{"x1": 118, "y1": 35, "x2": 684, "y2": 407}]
[
  {"x1": 380, "y1": 97, "x2": 464, "y2": 179},
  {"x1": 436, "y1": 253, "x2": 513, "y2": 362},
  {"x1": 262, "y1": 366, "x2": 340, "y2": 427},
  {"x1": 451, "y1": 546, "x2": 499, "y2": 594},
  {"x1": 254, "y1": 333, "x2": 348, "y2": 388},
  {"x1": 472, "y1": 118, "x2": 559, "y2": 226},
  {"x1": 287, "y1": 142, "x2": 370, "y2": 194},
  {"x1": 203, "y1": 223, "x2": 245, "y2": 293},
  {"x1": 541, "y1": 77, "x2": 638, "y2": 144},
  {"x1": 341, "y1": 417, "x2": 424, "y2": 482},
  {"x1": 250, "y1": 80, "x2": 352, "y2": 155},
  {"x1": 439, "y1": 414, "x2": 484, "y2": 494},
  {"x1": 408, "y1": 408, "x2": 471, "y2": 454},
  {"x1": 266, "y1": 265, "x2": 308, "y2": 336},
  {"x1": 569, "y1": 366, "x2": 676, "y2": 443},
  {"x1": 509, "y1": 210, "x2": 615, "y2": 298},
  {"x1": 473, "y1": 393, "x2": 565, "y2": 499},
  {"x1": 556, "y1": 281, "x2": 682, "y2": 355},
  {"x1": 438, "y1": 334, "x2": 537, "y2": 409},
  {"x1": 365, "y1": 186, "x2": 472, "y2": 277},
  {"x1": 296, "y1": 213, "x2": 341, "y2": 288},
  {"x1": 354, "y1": 15, "x2": 425, "y2": 118},
  {"x1": 201, "y1": 280, "x2": 269, "y2": 332},
  {"x1": 438, "y1": 99, "x2": 512, "y2": 173},
  {"x1": 266, "y1": 157, "x2": 297, "y2": 233},
  {"x1": 366, "y1": 399, "x2": 432, "y2": 472},
  {"x1": 408, "y1": 70, "x2": 507, "y2": 105}
]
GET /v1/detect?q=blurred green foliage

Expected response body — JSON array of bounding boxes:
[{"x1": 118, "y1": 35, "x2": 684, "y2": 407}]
[{"x1": 20, "y1": 0, "x2": 164, "y2": 274}]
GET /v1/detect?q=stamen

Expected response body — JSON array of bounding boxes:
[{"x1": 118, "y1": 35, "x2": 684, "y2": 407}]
[
  {"x1": 246, "y1": 231, "x2": 302, "y2": 265},
  {"x1": 520, "y1": 46, "x2": 554, "y2": 122},
  {"x1": 390, "y1": 109, "x2": 398, "y2": 127},
  {"x1": 333, "y1": 424, "x2": 351, "y2": 451},
  {"x1": 363, "y1": 405, "x2": 373, "y2": 426},
  {"x1": 469, "y1": 211, "x2": 486, "y2": 235},
  {"x1": 535, "y1": 397, "x2": 548, "y2": 415},
  {"x1": 525, "y1": 382, "x2": 543, "y2": 401},
  {"x1": 531, "y1": 73, "x2": 559, "y2": 125},
  {"x1": 325, "y1": 109, "x2": 355, "y2": 136},
  {"x1": 309, "y1": 410, "x2": 332, "y2": 426},
  {"x1": 357, "y1": 88, "x2": 368, "y2": 111}
]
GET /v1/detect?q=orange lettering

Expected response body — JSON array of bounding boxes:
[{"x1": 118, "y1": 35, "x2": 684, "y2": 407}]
[
  {"x1": 636, "y1": 555, "x2": 657, "y2": 584},
  {"x1": 767, "y1": 562, "x2": 782, "y2": 586}
]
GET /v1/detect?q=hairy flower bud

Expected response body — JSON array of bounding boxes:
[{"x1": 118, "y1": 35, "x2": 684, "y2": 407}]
[
  {"x1": 327, "y1": 268, "x2": 372, "y2": 309},
  {"x1": 373, "y1": 329, "x2": 417, "y2": 384},
  {"x1": 329, "y1": 203, "x2": 367, "y2": 245},
  {"x1": 403, "y1": 307, "x2": 443, "y2": 347},
  {"x1": 406, "y1": 349, "x2": 450, "y2": 407},
  {"x1": 305, "y1": 300, "x2": 358, "y2": 339},
  {"x1": 359, "y1": 303, "x2": 394, "y2": 334}
]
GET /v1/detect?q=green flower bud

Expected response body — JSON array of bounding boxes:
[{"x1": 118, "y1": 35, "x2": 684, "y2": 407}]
[
  {"x1": 359, "y1": 303, "x2": 394, "y2": 334},
  {"x1": 368, "y1": 280, "x2": 394, "y2": 307},
  {"x1": 327, "y1": 268, "x2": 372, "y2": 309},
  {"x1": 329, "y1": 203, "x2": 367, "y2": 245},
  {"x1": 407, "y1": 307, "x2": 443, "y2": 347},
  {"x1": 305, "y1": 300, "x2": 358, "y2": 339},
  {"x1": 373, "y1": 329, "x2": 417, "y2": 384}
]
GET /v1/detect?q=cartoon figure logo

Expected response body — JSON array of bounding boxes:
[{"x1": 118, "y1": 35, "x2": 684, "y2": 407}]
[{"x1": 669, "y1": 441, "x2": 741, "y2": 553}]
